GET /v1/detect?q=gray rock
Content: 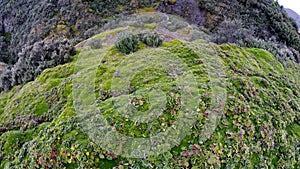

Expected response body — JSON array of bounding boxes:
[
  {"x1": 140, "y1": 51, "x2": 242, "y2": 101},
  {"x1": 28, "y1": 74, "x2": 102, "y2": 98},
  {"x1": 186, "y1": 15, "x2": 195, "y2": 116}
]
[{"x1": 0, "y1": 62, "x2": 7, "y2": 71}]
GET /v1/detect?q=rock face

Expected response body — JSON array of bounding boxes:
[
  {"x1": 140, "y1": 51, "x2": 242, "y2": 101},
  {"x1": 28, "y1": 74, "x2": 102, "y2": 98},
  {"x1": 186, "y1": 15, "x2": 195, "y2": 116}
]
[
  {"x1": 0, "y1": 13, "x2": 299, "y2": 168},
  {"x1": 285, "y1": 8, "x2": 300, "y2": 32},
  {"x1": 0, "y1": 62, "x2": 6, "y2": 71},
  {"x1": 158, "y1": 0, "x2": 206, "y2": 26}
]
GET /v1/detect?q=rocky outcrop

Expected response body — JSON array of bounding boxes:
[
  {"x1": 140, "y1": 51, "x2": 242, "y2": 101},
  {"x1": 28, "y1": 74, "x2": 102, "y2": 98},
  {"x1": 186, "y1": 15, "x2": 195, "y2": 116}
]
[
  {"x1": 158, "y1": 0, "x2": 206, "y2": 26},
  {"x1": 0, "y1": 62, "x2": 6, "y2": 71}
]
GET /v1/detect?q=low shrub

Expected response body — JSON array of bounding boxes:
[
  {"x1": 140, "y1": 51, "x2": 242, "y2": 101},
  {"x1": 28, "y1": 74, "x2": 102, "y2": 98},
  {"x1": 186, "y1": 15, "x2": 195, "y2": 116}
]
[
  {"x1": 138, "y1": 32, "x2": 163, "y2": 47},
  {"x1": 115, "y1": 31, "x2": 139, "y2": 54},
  {"x1": 238, "y1": 37, "x2": 300, "y2": 66},
  {"x1": 0, "y1": 66, "x2": 12, "y2": 92},
  {"x1": 212, "y1": 19, "x2": 253, "y2": 44}
]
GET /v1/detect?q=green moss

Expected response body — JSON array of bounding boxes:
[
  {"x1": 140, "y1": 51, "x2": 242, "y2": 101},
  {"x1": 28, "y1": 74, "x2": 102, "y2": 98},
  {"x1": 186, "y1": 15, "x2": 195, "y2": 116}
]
[
  {"x1": 2, "y1": 130, "x2": 34, "y2": 156},
  {"x1": 37, "y1": 63, "x2": 74, "y2": 83},
  {"x1": 33, "y1": 99, "x2": 49, "y2": 115},
  {"x1": 3, "y1": 131, "x2": 22, "y2": 154},
  {"x1": 0, "y1": 87, "x2": 18, "y2": 116},
  {"x1": 287, "y1": 123, "x2": 300, "y2": 139},
  {"x1": 246, "y1": 48, "x2": 285, "y2": 74},
  {"x1": 162, "y1": 39, "x2": 183, "y2": 47},
  {"x1": 144, "y1": 23, "x2": 156, "y2": 30},
  {"x1": 1, "y1": 23, "x2": 299, "y2": 168},
  {"x1": 53, "y1": 107, "x2": 76, "y2": 124},
  {"x1": 97, "y1": 159, "x2": 120, "y2": 168}
]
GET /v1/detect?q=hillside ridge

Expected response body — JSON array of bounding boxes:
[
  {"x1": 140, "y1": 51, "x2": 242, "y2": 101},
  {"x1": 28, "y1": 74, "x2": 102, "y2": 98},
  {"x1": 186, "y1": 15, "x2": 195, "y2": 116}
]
[{"x1": 0, "y1": 13, "x2": 299, "y2": 168}]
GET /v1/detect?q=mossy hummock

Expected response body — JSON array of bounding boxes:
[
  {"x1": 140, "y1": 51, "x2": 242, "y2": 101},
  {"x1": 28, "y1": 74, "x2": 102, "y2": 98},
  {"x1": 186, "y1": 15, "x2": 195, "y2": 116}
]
[{"x1": 0, "y1": 19, "x2": 299, "y2": 169}]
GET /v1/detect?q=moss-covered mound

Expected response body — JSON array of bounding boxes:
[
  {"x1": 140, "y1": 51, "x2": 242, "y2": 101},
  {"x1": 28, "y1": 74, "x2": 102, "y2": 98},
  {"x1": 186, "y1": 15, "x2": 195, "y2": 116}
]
[{"x1": 0, "y1": 17, "x2": 299, "y2": 168}]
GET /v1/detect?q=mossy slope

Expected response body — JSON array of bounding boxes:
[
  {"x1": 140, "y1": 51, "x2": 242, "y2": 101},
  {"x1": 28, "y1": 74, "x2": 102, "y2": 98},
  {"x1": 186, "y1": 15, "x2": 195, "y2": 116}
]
[{"x1": 0, "y1": 25, "x2": 299, "y2": 168}]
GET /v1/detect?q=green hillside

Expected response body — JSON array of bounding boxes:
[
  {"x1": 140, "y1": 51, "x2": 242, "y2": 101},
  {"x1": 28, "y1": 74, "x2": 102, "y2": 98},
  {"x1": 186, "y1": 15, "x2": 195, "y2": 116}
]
[
  {"x1": 0, "y1": 13, "x2": 299, "y2": 168},
  {"x1": 1, "y1": 0, "x2": 300, "y2": 92}
]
